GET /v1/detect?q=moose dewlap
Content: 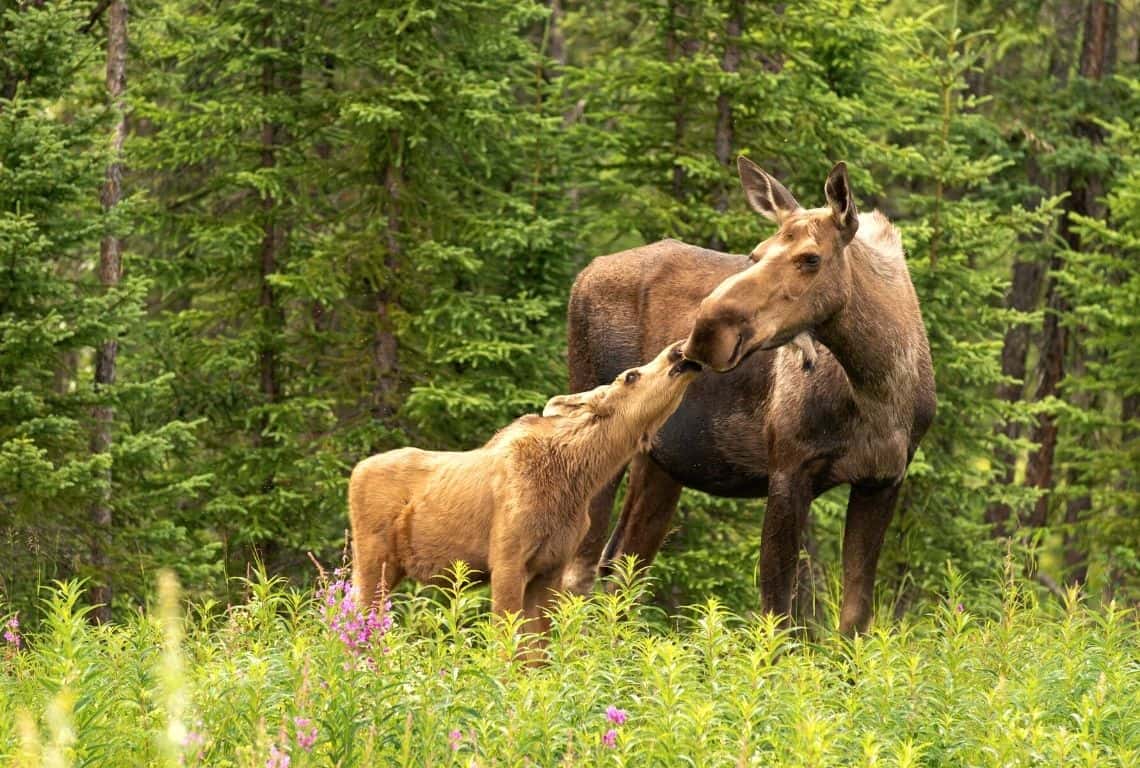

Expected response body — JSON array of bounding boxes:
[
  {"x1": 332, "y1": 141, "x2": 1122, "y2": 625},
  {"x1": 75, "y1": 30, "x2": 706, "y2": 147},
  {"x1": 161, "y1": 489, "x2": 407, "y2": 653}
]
[{"x1": 348, "y1": 342, "x2": 702, "y2": 640}]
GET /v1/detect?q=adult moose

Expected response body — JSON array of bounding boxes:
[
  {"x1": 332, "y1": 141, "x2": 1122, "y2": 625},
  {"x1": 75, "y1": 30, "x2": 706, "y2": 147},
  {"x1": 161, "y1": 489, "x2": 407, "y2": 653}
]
[{"x1": 563, "y1": 158, "x2": 935, "y2": 634}]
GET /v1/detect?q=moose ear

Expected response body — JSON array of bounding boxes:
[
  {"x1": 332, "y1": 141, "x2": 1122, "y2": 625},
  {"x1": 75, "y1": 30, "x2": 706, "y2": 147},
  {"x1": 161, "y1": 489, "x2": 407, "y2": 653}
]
[
  {"x1": 738, "y1": 156, "x2": 800, "y2": 223},
  {"x1": 542, "y1": 393, "x2": 583, "y2": 418},
  {"x1": 824, "y1": 161, "x2": 859, "y2": 244}
]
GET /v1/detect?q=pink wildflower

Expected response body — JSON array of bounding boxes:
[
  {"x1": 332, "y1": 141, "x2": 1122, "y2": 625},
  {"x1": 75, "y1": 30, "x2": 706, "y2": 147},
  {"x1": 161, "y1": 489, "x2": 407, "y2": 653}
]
[
  {"x1": 602, "y1": 729, "x2": 618, "y2": 748},
  {"x1": 266, "y1": 744, "x2": 290, "y2": 768},
  {"x1": 181, "y1": 730, "x2": 205, "y2": 748},
  {"x1": 293, "y1": 717, "x2": 317, "y2": 751},
  {"x1": 605, "y1": 706, "x2": 628, "y2": 726},
  {"x1": 448, "y1": 729, "x2": 463, "y2": 751},
  {"x1": 4, "y1": 614, "x2": 20, "y2": 649},
  {"x1": 316, "y1": 571, "x2": 393, "y2": 655}
]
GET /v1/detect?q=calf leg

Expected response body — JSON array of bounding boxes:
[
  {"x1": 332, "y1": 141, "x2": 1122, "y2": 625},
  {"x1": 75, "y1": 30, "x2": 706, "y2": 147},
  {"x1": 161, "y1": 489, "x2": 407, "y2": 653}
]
[
  {"x1": 561, "y1": 470, "x2": 625, "y2": 594},
  {"x1": 838, "y1": 482, "x2": 900, "y2": 635},
  {"x1": 520, "y1": 569, "x2": 562, "y2": 665},
  {"x1": 351, "y1": 531, "x2": 404, "y2": 608},
  {"x1": 759, "y1": 472, "x2": 813, "y2": 624},
  {"x1": 599, "y1": 453, "x2": 683, "y2": 582},
  {"x1": 490, "y1": 558, "x2": 527, "y2": 618}
]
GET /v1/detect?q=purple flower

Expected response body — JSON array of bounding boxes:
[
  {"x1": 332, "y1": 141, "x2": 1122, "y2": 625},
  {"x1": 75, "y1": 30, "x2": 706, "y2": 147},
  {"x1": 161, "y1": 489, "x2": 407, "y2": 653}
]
[
  {"x1": 956, "y1": 603, "x2": 965, "y2": 613},
  {"x1": 266, "y1": 744, "x2": 290, "y2": 768},
  {"x1": 316, "y1": 575, "x2": 393, "y2": 655},
  {"x1": 448, "y1": 729, "x2": 463, "y2": 751},
  {"x1": 293, "y1": 717, "x2": 317, "y2": 751},
  {"x1": 602, "y1": 729, "x2": 618, "y2": 748},
  {"x1": 4, "y1": 614, "x2": 20, "y2": 649},
  {"x1": 605, "y1": 706, "x2": 628, "y2": 726},
  {"x1": 181, "y1": 730, "x2": 205, "y2": 748}
]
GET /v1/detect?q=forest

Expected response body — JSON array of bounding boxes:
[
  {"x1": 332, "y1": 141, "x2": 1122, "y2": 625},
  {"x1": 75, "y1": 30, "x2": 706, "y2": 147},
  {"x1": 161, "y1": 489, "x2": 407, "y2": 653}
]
[
  {"x1": 3, "y1": 0, "x2": 1140, "y2": 626},
  {"x1": 4, "y1": 0, "x2": 1140, "y2": 764}
]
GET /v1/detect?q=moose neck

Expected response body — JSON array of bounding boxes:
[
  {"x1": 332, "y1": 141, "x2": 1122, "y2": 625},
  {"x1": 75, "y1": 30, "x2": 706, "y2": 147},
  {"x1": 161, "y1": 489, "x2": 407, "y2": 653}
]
[
  {"x1": 576, "y1": 415, "x2": 642, "y2": 488},
  {"x1": 813, "y1": 247, "x2": 919, "y2": 408}
]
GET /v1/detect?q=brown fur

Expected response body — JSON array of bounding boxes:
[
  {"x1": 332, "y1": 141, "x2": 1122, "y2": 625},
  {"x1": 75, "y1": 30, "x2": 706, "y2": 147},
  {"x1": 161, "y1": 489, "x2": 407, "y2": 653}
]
[
  {"x1": 348, "y1": 343, "x2": 701, "y2": 648},
  {"x1": 563, "y1": 159, "x2": 936, "y2": 635}
]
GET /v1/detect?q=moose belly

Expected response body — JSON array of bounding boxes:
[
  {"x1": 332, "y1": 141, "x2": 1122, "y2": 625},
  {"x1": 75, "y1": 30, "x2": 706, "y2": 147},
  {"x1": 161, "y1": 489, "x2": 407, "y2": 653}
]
[{"x1": 648, "y1": 368, "x2": 772, "y2": 498}]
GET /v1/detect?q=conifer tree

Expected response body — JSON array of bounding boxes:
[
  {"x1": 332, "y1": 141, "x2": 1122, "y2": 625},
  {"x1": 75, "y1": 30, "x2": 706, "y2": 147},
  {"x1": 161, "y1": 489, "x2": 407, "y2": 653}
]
[{"x1": 1, "y1": 0, "x2": 196, "y2": 617}]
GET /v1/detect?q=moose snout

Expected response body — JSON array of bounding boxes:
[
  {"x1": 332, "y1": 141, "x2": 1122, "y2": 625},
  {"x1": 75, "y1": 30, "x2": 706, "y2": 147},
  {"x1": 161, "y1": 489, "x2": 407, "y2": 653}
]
[{"x1": 683, "y1": 313, "x2": 747, "y2": 372}]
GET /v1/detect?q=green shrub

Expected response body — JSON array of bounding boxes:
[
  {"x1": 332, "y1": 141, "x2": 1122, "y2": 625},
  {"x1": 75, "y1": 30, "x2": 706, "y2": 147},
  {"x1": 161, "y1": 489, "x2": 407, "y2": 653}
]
[{"x1": 2, "y1": 564, "x2": 1138, "y2": 767}]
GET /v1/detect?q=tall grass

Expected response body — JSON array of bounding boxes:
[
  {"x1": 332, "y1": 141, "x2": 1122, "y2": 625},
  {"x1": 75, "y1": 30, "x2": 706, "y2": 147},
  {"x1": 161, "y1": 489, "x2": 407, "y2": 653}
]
[{"x1": 2, "y1": 561, "x2": 1138, "y2": 767}]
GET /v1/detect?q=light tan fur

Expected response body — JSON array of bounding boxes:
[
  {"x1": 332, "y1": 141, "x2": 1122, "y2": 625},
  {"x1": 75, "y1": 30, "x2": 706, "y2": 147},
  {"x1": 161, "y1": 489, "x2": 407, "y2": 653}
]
[{"x1": 348, "y1": 343, "x2": 700, "y2": 648}]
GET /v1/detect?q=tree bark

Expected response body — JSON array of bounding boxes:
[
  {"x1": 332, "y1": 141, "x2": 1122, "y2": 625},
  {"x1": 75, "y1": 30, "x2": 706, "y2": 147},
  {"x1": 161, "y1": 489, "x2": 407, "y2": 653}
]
[
  {"x1": 1023, "y1": 0, "x2": 1117, "y2": 529},
  {"x1": 710, "y1": 1, "x2": 742, "y2": 249},
  {"x1": 372, "y1": 130, "x2": 401, "y2": 421},
  {"x1": 89, "y1": 0, "x2": 127, "y2": 625},
  {"x1": 258, "y1": 61, "x2": 283, "y2": 418},
  {"x1": 986, "y1": 257, "x2": 1043, "y2": 534},
  {"x1": 666, "y1": 0, "x2": 688, "y2": 202}
]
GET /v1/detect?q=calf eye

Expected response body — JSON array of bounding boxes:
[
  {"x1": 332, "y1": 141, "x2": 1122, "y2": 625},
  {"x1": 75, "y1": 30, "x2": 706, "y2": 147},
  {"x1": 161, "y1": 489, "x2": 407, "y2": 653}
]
[
  {"x1": 800, "y1": 253, "x2": 821, "y2": 269},
  {"x1": 624, "y1": 371, "x2": 641, "y2": 385}
]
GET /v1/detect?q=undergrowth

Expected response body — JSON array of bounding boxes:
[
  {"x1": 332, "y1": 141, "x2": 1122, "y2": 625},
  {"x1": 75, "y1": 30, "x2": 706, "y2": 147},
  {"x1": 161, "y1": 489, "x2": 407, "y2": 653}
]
[{"x1": 1, "y1": 560, "x2": 1138, "y2": 767}]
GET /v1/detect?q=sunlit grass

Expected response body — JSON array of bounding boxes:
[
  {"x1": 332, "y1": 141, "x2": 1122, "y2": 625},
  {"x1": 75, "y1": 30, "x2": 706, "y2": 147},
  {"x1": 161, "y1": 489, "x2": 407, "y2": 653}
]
[{"x1": 2, "y1": 560, "x2": 1138, "y2": 767}]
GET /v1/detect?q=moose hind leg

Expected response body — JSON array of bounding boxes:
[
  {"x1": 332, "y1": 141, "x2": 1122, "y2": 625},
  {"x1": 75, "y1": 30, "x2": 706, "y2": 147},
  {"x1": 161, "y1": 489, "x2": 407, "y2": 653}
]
[
  {"x1": 838, "y1": 482, "x2": 900, "y2": 635},
  {"x1": 599, "y1": 453, "x2": 683, "y2": 583},
  {"x1": 562, "y1": 470, "x2": 625, "y2": 594},
  {"x1": 352, "y1": 533, "x2": 404, "y2": 608}
]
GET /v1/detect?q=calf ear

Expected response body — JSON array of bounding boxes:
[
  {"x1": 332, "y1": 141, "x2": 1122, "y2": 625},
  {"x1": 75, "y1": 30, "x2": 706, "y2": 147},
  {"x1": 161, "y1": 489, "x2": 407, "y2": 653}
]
[
  {"x1": 543, "y1": 393, "x2": 585, "y2": 418},
  {"x1": 738, "y1": 156, "x2": 800, "y2": 223},
  {"x1": 824, "y1": 161, "x2": 859, "y2": 243}
]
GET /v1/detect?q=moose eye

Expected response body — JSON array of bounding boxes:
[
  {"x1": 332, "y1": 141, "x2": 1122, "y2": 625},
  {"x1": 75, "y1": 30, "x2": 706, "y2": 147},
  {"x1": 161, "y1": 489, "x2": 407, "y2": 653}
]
[
  {"x1": 800, "y1": 253, "x2": 821, "y2": 270},
  {"x1": 624, "y1": 371, "x2": 641, "y2": 385}
]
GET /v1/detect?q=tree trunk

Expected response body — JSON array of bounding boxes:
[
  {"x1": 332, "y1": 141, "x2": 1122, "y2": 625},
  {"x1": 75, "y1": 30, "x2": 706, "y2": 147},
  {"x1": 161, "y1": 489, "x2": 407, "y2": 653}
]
[
  {"x1": 710, "y1": 1, "x2": 742, "y2": 249},
  {"x1": 666, "y1": 0, "x2": 688, "y2": 202},
  {"x1": 253, "y1": 23, "x2": 295, "y2": 570},
  {"x1": 986, "y1": 257, "x2": 1043, "y2": 534},
  {"x1": 372, "y1": 130, "x2": 401, "y2": 421},
  {"x1": 258, "y1": 51, "x2": 283, "y2": 416},
  {"x1": 1023, "y1": 0, "x2": 1117, "y2": 530},
  {"x1": 89, "y1": 0, "x2": 128, "y2": 625},
  {"x1": 548, "y1": 0, "x2": 565, "y2": 68}
]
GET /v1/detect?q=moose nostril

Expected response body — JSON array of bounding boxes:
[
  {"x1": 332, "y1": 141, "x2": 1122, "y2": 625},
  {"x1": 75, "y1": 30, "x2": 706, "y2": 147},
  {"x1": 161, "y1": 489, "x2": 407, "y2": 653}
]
[{"x1": 668, "y1": 345, "x2": 684, "y2": 363}]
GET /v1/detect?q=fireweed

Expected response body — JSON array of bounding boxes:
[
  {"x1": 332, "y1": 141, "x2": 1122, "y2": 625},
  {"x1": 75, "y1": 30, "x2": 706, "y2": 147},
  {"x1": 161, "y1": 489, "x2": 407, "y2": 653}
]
[
  {"x1": 1, "y1": 568, "x2": 1138, "y2": 765},
  {"x1": 3, "y1": 613, "x2": 19, "y2": 649},
  {"x1": 316, "y1": 569, "x2": 393, "y2": 656}
]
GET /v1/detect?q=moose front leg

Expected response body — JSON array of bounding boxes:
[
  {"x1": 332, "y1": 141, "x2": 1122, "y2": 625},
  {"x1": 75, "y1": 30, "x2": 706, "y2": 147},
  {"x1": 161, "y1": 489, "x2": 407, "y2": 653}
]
[
  {"x1": 562, "y1": 470, "x2": 624, "y2": 595},
  {"x1": 759, "y1": 471, "x2": 813, "y2": 624},
  {"x1": 839, "y1": 481, "x2": 900, "y2": 635},
  {"x1": 490, "y1": 558, "x2": 527, "y2": 619}
]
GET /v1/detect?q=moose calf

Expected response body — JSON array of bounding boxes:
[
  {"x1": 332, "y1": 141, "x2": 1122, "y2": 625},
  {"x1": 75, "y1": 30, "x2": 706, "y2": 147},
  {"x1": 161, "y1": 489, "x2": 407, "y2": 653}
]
[{"x1": 348, "y1": 342, "x2": 702, "y2": 646}]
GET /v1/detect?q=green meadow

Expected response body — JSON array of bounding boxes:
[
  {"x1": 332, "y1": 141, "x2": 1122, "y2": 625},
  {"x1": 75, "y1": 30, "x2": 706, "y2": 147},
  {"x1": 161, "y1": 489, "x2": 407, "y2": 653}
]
[{"x1": 3, "y1": 562, "x2": 1138, "y2": 767}]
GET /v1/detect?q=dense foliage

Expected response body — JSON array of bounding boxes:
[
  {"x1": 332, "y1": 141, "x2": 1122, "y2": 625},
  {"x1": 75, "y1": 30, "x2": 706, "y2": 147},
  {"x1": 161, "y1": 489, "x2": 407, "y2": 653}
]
[
  {"x1": 2, "y1": 570, "x2": 1139, "y2": 765},
  {"x1": 2, "y1": 0, "x2": 1139, "y2": 625}
]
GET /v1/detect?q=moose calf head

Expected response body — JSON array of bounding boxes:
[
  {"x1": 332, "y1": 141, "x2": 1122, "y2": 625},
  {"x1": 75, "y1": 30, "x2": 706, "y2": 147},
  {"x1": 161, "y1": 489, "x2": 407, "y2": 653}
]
[{"x1": 683, "y1": 158, "x2": 859, "y2": 371}]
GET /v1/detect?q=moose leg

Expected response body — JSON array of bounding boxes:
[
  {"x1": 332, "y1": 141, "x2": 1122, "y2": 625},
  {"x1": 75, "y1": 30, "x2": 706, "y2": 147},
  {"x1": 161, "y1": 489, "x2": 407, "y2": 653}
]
[
  {"x1": 759, "y1": 472, "x2": 813, "y2": 624},
  {"x1": 598, "y1": 453, "x2": 683, "y2": 582},
  {"x1": 561, "y1": 470, "x2": 625, "y2": 595},
  {"x1": 520, "y1": 569, "x2": 562, "y2": 665},
  {"x1": 351, "y1": 533, "x2": 404, "y2": 608},
  {"x1": 838, "y1": 482, "x2": 900, "y2": 635},
  {"x1": 490, "y1": 558, "x2": 527, "y2": 619}
]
